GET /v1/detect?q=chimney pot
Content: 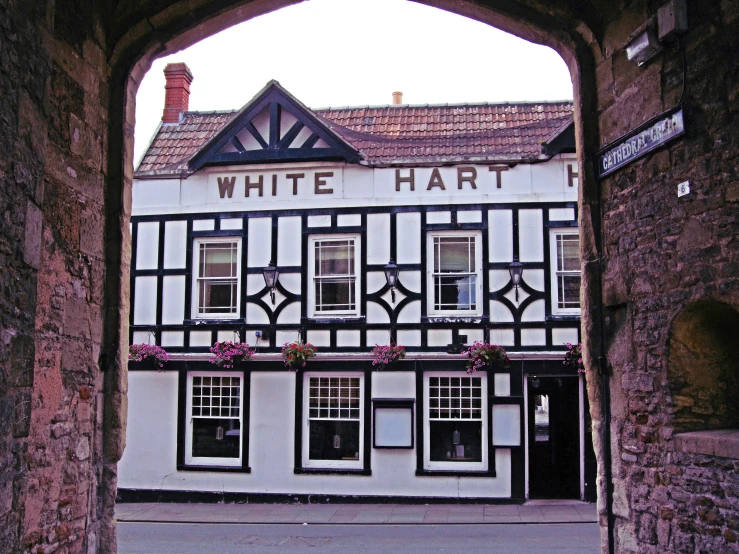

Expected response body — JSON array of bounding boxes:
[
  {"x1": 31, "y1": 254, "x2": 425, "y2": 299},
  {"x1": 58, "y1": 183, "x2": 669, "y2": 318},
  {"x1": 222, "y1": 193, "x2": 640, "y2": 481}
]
[
  {"x1": 162, "y1": 63, "x2": 194, "y2": 124},
  {"x1": 392, "y1": 91, "x2": 403, "y2": 105}
]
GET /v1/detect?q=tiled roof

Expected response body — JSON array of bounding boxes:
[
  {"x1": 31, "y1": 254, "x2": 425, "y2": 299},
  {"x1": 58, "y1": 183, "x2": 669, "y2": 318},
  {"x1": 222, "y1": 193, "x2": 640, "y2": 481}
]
[
  {"x1": 137, "y1": 110, "x2": 238, "y2": 175},
  {"x1": 316, "y1": 103, "x2": 573, "y2": 165},
  {"x1": 136, "y1": 102, "x2": 573, "y2": 176}
]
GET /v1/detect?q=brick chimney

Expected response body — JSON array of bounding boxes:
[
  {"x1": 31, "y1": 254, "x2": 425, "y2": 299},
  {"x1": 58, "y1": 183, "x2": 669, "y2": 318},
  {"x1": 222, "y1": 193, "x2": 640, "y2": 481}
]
[
  {"x1": 392, "y1": 91, "x2": 403, "y2": 105},
  {"x1": 162, "y1": 63, "x2": 194, "y2": 124}
]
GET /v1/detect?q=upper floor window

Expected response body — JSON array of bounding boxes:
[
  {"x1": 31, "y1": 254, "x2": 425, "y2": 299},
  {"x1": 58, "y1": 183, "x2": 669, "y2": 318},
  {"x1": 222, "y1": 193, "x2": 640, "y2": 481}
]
[
  {"x1": 427, "y1": 232, "x2": 483, "y2": 316},
  {"x1": 192, "y1": 238, "x2": 241, "y2": 318},
  {"x1": 308, "y1": 235, "x2": 360, "y2": 317},
  {"x1": 550, "y1": 230, "x2": 580, "y2": 314}
]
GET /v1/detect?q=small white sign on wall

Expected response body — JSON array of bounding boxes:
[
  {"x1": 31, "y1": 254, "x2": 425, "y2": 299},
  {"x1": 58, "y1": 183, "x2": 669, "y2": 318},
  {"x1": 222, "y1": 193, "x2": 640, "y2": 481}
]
[{"x1": 373, "y1": 399, "x2": 415, "y2": 448}]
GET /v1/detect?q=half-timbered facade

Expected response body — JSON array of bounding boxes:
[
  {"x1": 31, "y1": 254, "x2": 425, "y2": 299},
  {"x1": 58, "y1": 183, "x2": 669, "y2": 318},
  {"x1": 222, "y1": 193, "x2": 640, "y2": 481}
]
[{"x1": 119, "y1": 65, "x2": 595, "y2": 502}]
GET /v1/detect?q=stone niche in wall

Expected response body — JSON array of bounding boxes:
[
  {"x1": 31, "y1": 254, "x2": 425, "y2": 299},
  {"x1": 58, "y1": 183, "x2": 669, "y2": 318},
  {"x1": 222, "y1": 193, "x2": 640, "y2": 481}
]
[{"x1": 667, "y1": 299, "x2": 739, "y2": 434}]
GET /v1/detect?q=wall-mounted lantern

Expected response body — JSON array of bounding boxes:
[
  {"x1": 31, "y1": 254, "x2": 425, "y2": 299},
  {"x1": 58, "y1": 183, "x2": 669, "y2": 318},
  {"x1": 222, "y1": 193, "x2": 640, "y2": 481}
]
[
  {"x1": 384, "y1": 258, "x2": 399, "y2": 303},
  {"x1": 625, "y1": 28, "x2": 662, "y2": 67},
  {"x1": 262, "y1": 260, "x2": 280, "y2": 305},
  {"x1": 508, "y1": 258, "x2": 524, "y2": 302}
]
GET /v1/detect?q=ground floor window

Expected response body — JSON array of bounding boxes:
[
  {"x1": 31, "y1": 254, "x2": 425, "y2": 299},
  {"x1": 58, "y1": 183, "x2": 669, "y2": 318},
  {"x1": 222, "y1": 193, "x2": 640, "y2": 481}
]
[
  {"x1": 185, "y1": 372, "x2": 244, "y2": 467},
  {"x1": 302, "y1": 373, "x2": 364, "y2": 469},
  {"x1": 423, "y1": 372, "x2": 488, "y2": 471}
]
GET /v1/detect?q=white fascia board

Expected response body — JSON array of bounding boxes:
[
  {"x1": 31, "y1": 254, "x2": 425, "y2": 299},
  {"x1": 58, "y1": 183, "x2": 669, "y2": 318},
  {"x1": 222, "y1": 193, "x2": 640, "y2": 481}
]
[{"x1": 164, "y1": 351, "x2": 574, "y2": 363}]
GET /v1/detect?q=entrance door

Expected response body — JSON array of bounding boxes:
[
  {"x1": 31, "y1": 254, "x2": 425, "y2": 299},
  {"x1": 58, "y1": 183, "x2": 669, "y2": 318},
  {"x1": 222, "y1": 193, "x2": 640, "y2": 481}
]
[{"x1": 527, "y1": 376, "x2": 580, "y2": 499}]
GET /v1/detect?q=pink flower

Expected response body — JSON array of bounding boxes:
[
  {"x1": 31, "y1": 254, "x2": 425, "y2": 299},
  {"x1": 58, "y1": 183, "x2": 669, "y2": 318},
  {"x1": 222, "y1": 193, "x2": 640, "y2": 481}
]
[
  {"x1": 129, "y1": 343, "x2": 170, "y2": 369},
  {"x1": 463, "y1": 342, "x2": 509, "y2": 374},
  {"x1": 209, "y1": 341, "x2": 254, "y2": 369},
  {"x1": 371, "y1": 344, "x2": 406, "y2": 369}
]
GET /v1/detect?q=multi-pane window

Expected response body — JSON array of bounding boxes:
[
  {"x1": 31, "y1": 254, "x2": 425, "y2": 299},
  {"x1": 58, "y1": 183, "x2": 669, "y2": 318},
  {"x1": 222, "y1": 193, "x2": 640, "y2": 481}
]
[
  {"x1": 303, "y1": 374, "x2": 363, "y2": 469},
  {"x1": 428, "y1": 232, "x2": 482, "y2": 315},
  {"x1": 424, "y1": 373, "x2": 487, "y2": 471},
  {"x1": 185, "y1": 373, "x2": 243, "y2": 466},
  {"x1": 309, "y1": 235, "x2": 360, "y2": 317},
  {"x1": 550, "y1": 230, "x2": 580, "y2": 313},
  {"x1": 193, "y1": 238, "x2": 241, "y2": 318}
]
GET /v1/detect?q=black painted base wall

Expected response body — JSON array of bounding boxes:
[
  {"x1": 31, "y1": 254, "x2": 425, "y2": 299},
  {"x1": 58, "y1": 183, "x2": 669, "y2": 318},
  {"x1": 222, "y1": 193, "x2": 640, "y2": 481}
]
[{"x1": 116, "y1": 488, "x2": 527, "y2": 505}]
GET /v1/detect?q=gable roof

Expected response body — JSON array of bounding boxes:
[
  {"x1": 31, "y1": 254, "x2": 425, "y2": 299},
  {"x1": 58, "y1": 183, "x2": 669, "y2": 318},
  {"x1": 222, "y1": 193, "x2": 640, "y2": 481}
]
[
  {"x1": 135, "y1": 82, "x2": 574, "y2": 177},
  {"x1": 188, "y1": 80, "x2": 361, "y2": 171}
]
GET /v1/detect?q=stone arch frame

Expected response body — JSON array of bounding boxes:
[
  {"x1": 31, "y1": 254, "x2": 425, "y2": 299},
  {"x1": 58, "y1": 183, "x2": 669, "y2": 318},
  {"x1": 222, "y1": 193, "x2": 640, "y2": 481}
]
[
  {"x1": 666, "y1": 298, "x2": 739, "y2": 432},
  {"x1": 6, "y1": 1, "x2": 739, "y2": 553},
  {"x1": 98, "y1": 1, "x2": 607, "y2": 551}
]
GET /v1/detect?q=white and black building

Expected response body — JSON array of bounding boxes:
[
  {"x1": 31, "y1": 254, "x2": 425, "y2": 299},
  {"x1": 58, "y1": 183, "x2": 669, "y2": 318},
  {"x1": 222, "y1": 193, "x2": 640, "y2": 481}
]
[{"x1": 118, "y1": 63, "x2": 596, "y2": 503}]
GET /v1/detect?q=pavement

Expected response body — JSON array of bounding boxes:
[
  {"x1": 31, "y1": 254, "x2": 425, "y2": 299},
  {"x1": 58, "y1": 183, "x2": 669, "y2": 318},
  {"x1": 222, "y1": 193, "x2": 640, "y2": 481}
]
[{"x1": 115, "y1": 500, "x2": 597, "y2": 525}]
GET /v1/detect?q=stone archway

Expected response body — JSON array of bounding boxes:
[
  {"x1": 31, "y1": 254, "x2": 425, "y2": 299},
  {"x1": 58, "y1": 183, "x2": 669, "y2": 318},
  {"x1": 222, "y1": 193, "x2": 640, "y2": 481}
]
[
  {"x1": 107, "y1": 10, "x2": 605, "y2": 553},
  {"x1": 1, "y1": 1, "x2": 738, "y2": 553}
]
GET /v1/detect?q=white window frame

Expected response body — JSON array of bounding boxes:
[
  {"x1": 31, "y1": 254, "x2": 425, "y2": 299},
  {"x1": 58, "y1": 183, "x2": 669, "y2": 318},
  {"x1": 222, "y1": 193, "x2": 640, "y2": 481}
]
[
  {"x1": 549, "y1": 229, "x2": 581, "y2": 315},
  {"x1": 191, "y1": 237, "x2": 242, "y2": 319},
  {"x1": 426, "y1": 231, "x2": 483, "y2": 317},
  {"x1": 302, "y1": 372, "x2": 364, "y2": 470},
  {"x1": 423, "y1": 372, "x2": 488, "y2": 472},
  {"x1": 185, "y1": 371, "x2": 244, "y2": 467},
  {"x1": 307, "y1": 234, "x2": 361, "y2": 318}
]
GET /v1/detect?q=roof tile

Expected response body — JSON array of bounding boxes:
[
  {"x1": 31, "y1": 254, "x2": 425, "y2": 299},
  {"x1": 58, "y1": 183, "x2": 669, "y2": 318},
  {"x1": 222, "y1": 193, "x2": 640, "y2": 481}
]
[{"x1": 136, "y1": 101, "x2": 573, "y2": 175}]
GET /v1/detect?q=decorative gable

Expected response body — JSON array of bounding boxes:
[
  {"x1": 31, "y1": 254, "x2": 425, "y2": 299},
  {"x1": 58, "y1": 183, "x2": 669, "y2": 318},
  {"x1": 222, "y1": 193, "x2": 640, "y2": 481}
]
[
  {"x1": 540, "y1": 120, "x2": 575, "y2": 158},
  {"x1": 189, "y1": 81, "x2": 361, "y2": 170}
]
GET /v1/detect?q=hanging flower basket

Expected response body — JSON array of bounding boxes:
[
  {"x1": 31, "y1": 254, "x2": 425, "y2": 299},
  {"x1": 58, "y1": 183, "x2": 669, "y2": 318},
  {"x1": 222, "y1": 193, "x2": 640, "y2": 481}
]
[
  {"x1": 464, "y1": 342, "x2": 510, "y2": 374},
  {"x1": 563, "y1": 342, "x2": 585, "y2": 373},
  {"x1": 282, "y1": 341, "x2": 317, "y2": 370},
  {"x1": 129, "y1": 343, "x2": 170, "y2": 369},
  {"x1": 371, "y1": 343, "x2": 406, "y2": 370},
  {"x1": 209, "y1": 341, "x2": 255, "y2": 369}
]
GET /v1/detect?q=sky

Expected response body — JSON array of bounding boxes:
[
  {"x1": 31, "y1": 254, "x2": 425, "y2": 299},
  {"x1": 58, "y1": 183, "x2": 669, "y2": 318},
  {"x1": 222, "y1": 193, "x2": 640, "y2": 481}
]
[{"x1": 134, "y1": 0, "x2": 573, "y2": 163}]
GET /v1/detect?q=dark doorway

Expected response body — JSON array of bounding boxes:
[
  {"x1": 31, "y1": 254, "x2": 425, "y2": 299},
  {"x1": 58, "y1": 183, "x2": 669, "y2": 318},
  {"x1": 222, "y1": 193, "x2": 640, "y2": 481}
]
[{"x1": 527, "y1": 376, "x2": 580, "y2": 499}]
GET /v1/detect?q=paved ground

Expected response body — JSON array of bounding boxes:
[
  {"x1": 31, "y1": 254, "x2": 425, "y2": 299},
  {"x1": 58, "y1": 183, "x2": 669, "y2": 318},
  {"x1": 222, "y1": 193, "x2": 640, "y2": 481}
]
[
  {"x1": 118, "y1": 522, "x2": 601, "y2": 553},
  {"x1": 115, "y1": 500, "x2": 597, "y2": 525}
]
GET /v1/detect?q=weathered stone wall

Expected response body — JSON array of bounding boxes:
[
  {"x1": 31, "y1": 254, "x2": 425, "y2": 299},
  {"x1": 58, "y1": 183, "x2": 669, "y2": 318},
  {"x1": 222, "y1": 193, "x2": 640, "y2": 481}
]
[
  {"x1": 0, "y1": 1, "x2": 118, "y2": 552},
  {"x1": 655, "y1": 451, "x2": 739, "y2": 553},
  {"x1": 592, "y1": 1, "x2": 739, "y2": 552}
]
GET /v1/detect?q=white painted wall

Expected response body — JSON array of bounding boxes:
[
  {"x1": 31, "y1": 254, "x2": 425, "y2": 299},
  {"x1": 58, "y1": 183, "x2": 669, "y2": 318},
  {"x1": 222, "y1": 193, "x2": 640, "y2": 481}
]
[
  {"x1": 133, "y1": 276, "x2": 157, "y2": 325},
  {"x1": 126, "y1": 156, "x2": 582, "y2": 500},
  {"x1": 277, "y1": 217, "x2": 301, "y2": 266},
  {"x1": 135, "y1": 222, "x2": 159, "y2": 270},
  {"x1": 488, "y1": 210, "x2": 513, "y2": 263},
  {"x1": 366, "y1": 213, "x2": 390, "y2": 265},
  {"x1": 247, "y1": 217, "x2": 272, "y2": 267},
  {"x1": 163, "y1": 221, "x2": 187, "y2": 269},
  {"x1": 161, "y1": 275, "x2": 186, "y2": 325},
  {"x1": 119, "y1": 372, "x2": 180, "y2": 488},
  {"x1": 518, "y1": 209, "x2": 544, "y2": 263},
  {"x1": 119, "y1": 371, "x2": 512, "y2": 498},
  {"x1": 132, "y1": 159, "x2": 577, "y2": 216},
  {"x1": 396, "y1": 212, "x2": 421, "y2": 264}
]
